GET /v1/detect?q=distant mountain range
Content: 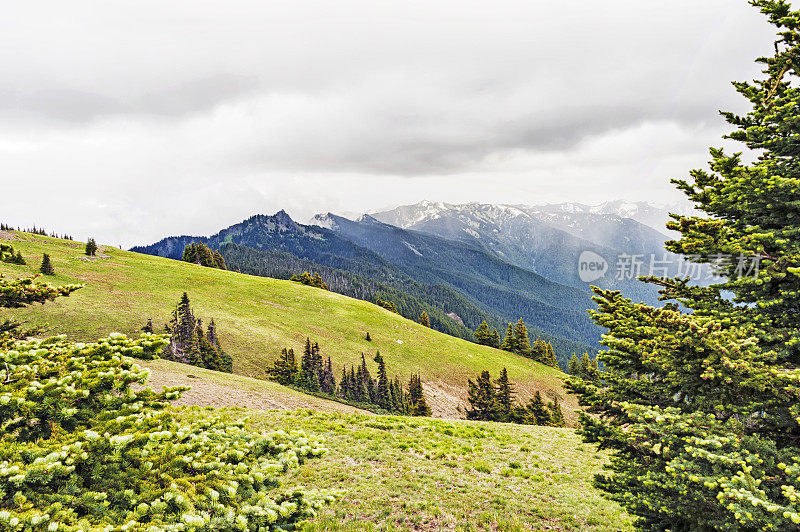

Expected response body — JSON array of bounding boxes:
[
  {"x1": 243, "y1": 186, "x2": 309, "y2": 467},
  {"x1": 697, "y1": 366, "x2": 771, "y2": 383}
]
[
  {"x1": 131, "y1": 199, "x2": 696, "y2": 366},
  {"x1": 368, "y1": 199, "x2": 693, "y2": 237},
  {"x1": 366, "y1": 201, "x2": 696, "y2": 302}
]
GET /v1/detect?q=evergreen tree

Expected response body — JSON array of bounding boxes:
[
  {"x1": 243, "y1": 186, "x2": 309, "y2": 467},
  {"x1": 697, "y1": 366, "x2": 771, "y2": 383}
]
[
  {"x1": 569, "y1": 4, "x2": 800, "y2": 529},
  {"x1": 299, "y1": 338, "x2": 320, "y2": 392},
  {"x1": 489, "y1": 328, "x2": 500, "y2": 348},
  {"x1": 339, "y1": 367, "x2": 351, "y2": 399},
  {"x1": 212, "y1": 249, "x2": 227, "y2": 270},
  {"x1": 141, "y1": 318, "x2": 154, "y2": 333},
  {"x1": 267, "y1": 348, "x2": 299, "y2": 385},
  {"x1": 365, "y1": 331, "x2": 371, "y2": 341},
  {"x1": 419, "y1": 311, "x2": 430, "y2": 327},
  {"x1": 407, "y1": 373, "x2": 431, "y2": 416},
  {"x1": 163, "y1": 292, "x2": 200, "y2": 366},
  {"x1": 1, "y1": 245, "x2": 26, "y2": 265},
  {"x1": 513, "y1": 318, "x2": 532, "y2": 356},
  {"x1": 494, "y1": 367, "x2": 516, "y2": 422},
  {"x1": 0, "y1": 276, "x2": 81, "y2": 347},
  {"x1": 541, "y1": 341, "x2": 559, "y2": 368},
  {"x1": 374, "y1": 350, "x2": 390, "y2": 409},
  {"x1": 499, "y1": 323, "x2": 516, "y2": 352},
  {"x1": 375, "y1": 298, "x2": 398, "y2": 313},
  {"x1": 474, "y1": 320, "x2": 492, "y2": 345},
  {"x1": 548, "y1": 397, "x2": 565, "y2": 428},
  {"x1": 182, "y1": 242, "x2": 226, "y2": 270},
  {"x1": 388, "y1": 379, "x2": 399, "y2": 412},
  {"x1": 350, "y1": 365, "x2": 362, "y2": 402},
  {"x1": 196, "y1": 323, "x2": 223, "y2": 370},
  {"x1": 0, "y1": 332, "x2": 330, "y2": 529},
  {"x1": 320, "y1": 356, "x2": 336, "y2": 395},
  {"x1": 38, "y1": 253, "x2": 54, "y2": 275},
  {"x1": 466, "y1": 371, "x2": 499, "y2": 421},
  {"x1": 312, "y1": 341, "x2": 324, "y2": 386},
  {"x1": 290, "y1": 271, "x2": 329, "y2": 290},
  {"x1": 567, "y1": 354, "x2": 580, "y2": 376},
  {"x1": 85, "y1": 237, "x2": 98, "y2": 256},
  {"x1": 525, "y1": 391, "x2": 550, "y2": 426},
  {"x1": 159, "y1": 293, "x2": 230, "y2": 372}
]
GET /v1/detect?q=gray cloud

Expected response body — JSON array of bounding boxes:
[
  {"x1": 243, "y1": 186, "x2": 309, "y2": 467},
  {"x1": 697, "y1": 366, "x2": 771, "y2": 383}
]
[{"x1": 0, "y1": 0, "x2": 779, "y2": 245}]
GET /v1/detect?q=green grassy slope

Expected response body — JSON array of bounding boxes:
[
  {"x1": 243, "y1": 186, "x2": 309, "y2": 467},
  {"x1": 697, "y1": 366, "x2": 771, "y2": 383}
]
[
  {"x1": 0, "y1": 231, "x2": 578, "y2": 421},
  {"x1": 184, "y1": 407, "x2": 632, "y2": 531}
]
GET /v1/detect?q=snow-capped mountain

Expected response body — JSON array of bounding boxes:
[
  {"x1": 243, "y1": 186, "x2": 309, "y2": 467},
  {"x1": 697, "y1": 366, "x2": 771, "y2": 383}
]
[
  {"x1": 534, "y1": 200, "x2": 696, "y2": 235},
  {"x1": 365, "y1": 200, "x2": 698, "y2": 302},
  {"x1": 370, "y1": 199, "x2": 694, "y2": 236}
]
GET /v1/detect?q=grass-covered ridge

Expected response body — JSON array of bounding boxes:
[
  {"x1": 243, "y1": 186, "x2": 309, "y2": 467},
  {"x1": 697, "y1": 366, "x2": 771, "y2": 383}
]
[
  {"x1": 0, "y1": 232, "x2": 577, "y2": 421},
  {"x1": 188, "y1": 407, "x2": 633, "y2": 531}
]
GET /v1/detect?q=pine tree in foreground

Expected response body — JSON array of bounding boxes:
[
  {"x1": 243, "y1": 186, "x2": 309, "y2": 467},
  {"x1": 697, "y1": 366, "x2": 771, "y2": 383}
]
[{"x1": 569, "y1": 3, "x2": 800, "y2": 529}]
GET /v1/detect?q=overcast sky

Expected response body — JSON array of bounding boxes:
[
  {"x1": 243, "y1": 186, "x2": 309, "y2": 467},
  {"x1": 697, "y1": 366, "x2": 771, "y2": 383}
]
[{"x1": 0, "y1": 1, "x2": 777, "y2": 246}]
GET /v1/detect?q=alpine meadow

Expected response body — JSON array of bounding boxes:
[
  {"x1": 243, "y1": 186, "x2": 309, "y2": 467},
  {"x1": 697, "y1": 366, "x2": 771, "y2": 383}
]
[{"x1": 1, "y1": 0, "x2": 798, "y2": 531}]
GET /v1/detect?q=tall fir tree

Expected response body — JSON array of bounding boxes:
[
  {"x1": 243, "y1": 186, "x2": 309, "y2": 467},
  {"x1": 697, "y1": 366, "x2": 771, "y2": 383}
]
[
  {"x1": 569, "y1": 3, "x2": 800, "y2": 529},
  {"x1": 474, "y1": 320, "x2": 492, "y2": 345},
  {"x1": 318, "y1": 356, "x2": 333, "y2": 394},
  {"x1": 494, "y1": 368, "x2": 516, "y2": 423},
  {"x1": 267, "y1": 348, "x2": 298, "y2": 385},
  {"x1": 525, "y1": 391, "x2": 550, "y2": 426},
  {"x1": 374, "y1": 350, "x2": 390, "y2": 409},
  {"x1": 466, "y1": 370, "x2": 499, "y2": 421},
  {"x1": 513, "y1": 318, "x2": 532, "y2": 356},
  {"x1": 407, "y1": 374, "x2": 431, "y2": 416},
  {"x1": 489, "y1": 328, "x2": 500, "y2": 348},
  {"x1": 548, "y1": 397, "x2": 565, "y2": 428},
  {"x1": 499, "y1": 323, "x2": 516, "y2": 352}
]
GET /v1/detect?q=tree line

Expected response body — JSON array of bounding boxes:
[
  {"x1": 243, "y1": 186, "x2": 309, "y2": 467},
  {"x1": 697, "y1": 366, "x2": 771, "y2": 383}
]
[
  {"x1": 182, "y1": 242, "x2": 227, "y2": 270},
  {"x1": 267, "y1": 338, "x2": 431, "y2": 416},
  {"x1": 474, "y1": 318, "x2": 560, "y2": 368},
  {"x1": 466, "y1": 368, "x2": 564, "y2": 427},
  {"x1": 0, "y1": 223, "x2": 73, "y2": 240}
]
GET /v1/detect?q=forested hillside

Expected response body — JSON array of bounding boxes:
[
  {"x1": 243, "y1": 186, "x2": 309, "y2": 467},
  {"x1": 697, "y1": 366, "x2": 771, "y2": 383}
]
[
  {"x1": 315, "y1": 213, "x2": 599, "y2": 350},
  {"x1": 0, "y1": 231, "x2": 577, "y2": 421},
  {"x1": 220, "y1": 243, "x2": 487, "y2": 339},
  {"x1": 133, "y1": 210, "x2": 601, "y2": 363}
]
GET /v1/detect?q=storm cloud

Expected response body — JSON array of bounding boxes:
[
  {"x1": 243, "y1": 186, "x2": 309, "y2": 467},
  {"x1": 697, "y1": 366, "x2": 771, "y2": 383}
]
[{"x1": 0, "y1": 0, "x2": 777, "y2": 245}]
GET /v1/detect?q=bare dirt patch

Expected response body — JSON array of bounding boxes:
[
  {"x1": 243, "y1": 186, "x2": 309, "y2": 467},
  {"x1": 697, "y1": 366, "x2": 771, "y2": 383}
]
[
  {"x1": 138, "y1": 359, "x2": 369, "y2": 415},
  {"x1": 0, "y1": 231, "x2": 17, "y2": 241}
]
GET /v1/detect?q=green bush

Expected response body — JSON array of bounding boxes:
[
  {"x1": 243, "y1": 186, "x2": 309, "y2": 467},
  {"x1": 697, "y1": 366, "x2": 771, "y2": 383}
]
[{"x1": 0, "y1": 333, "x2": 330, "y2": 531}]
